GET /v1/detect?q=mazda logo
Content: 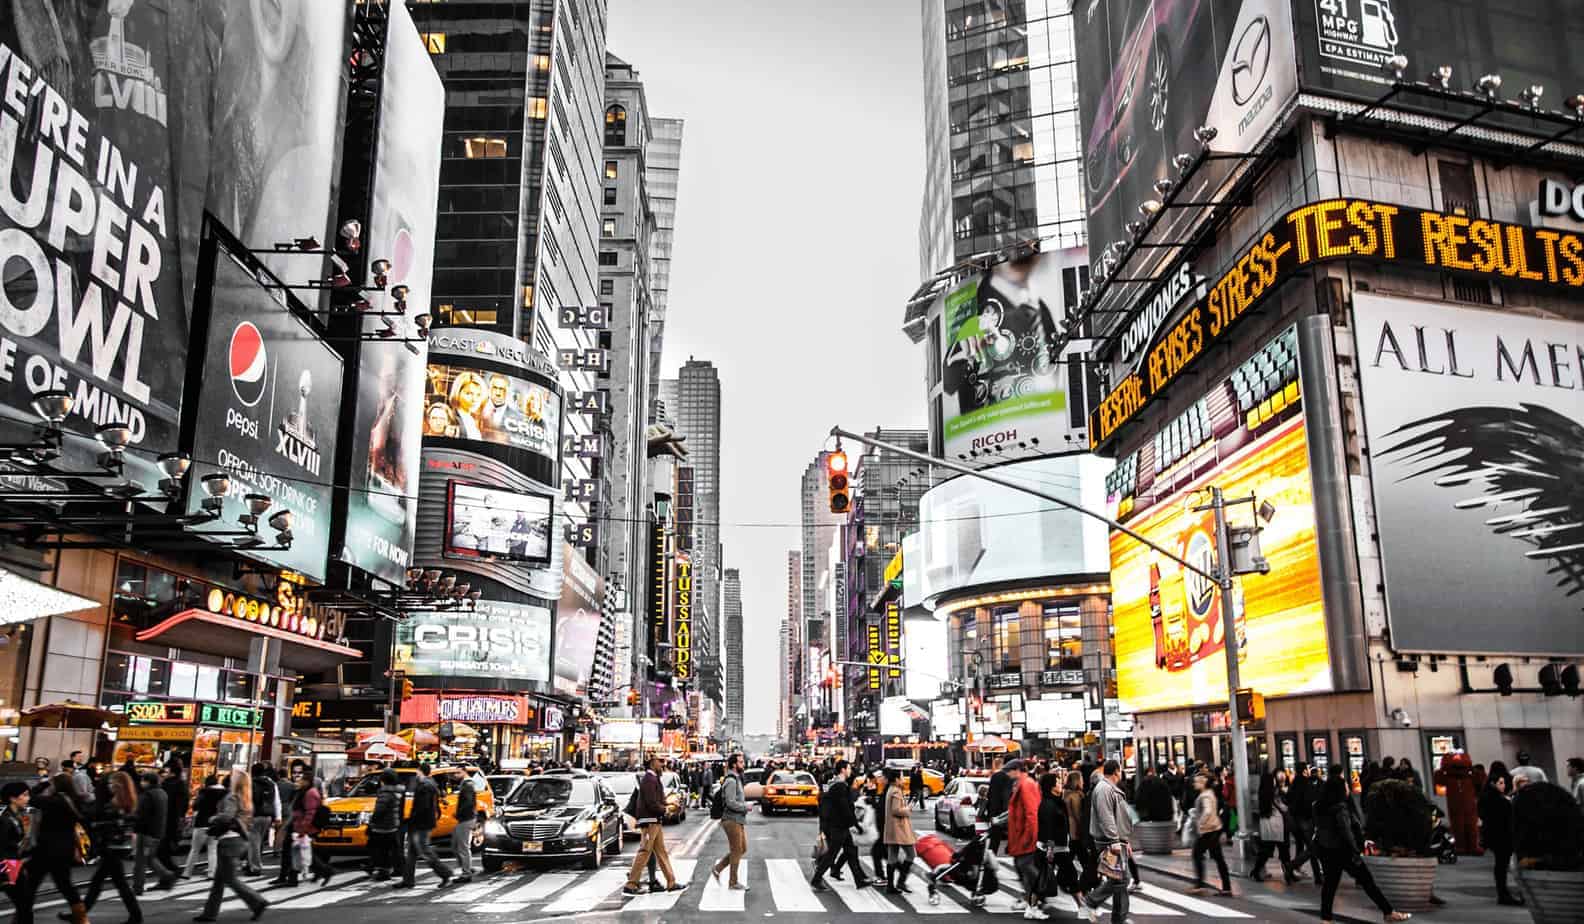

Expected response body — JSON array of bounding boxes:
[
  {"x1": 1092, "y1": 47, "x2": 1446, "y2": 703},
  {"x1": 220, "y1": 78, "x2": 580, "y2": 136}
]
[{"x1": 1231, "y1": 15, "x2": 1271, "y2": 106}]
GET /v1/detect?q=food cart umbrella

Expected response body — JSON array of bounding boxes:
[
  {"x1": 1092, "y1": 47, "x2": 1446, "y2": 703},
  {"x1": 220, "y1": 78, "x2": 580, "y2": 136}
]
[
  {"x1": 964, "y1": 735, "x2": 1019, "y2": 752},
  {"x1": 19, "y1": 701, "x2": 126, "y2": 730}
]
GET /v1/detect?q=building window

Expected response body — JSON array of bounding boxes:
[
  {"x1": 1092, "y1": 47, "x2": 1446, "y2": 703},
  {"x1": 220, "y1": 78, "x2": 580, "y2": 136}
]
[
  {"x1": 1043, "y1": 604, "x2": 1082, "y2": 671},
  {"x1": 599, "y1": 279, "x2": 614, "y2": 296},
  {"x1": 605, "y1": 105, "x2": 628, "y2": 146},
  {"x1": 991, "y1": 606, "x2": 1020, "y2": 673},
  {"x1": 527, "y1": 97, "x2": 548, "y2": 120},
  {"x1": 463, "y1": 136, "x2": 507, "y2": 159},
  {"x1": 602, "y1": 219, "x2": 616, "y2": 238},
  {"x1": 599, "y1": 251, "x2": 618, "y2": 266},
  {"x1": 604, "y1": 160, "x2": 618, "y2": 180},
  {"x1": 532, "y1": 54, "x2": 550, "y2": 73},
  {"x1": 603, "y1": 186, "x2": 617, "y2": 205},
  {"x1": 420, "y1": 32, "x2": 445, "y2": 54}
]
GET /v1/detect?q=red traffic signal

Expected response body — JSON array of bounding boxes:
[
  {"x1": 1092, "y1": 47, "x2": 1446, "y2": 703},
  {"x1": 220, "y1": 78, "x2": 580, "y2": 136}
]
[{"x1": 827, "y1": 451, "x2": 850, "y2": 514}]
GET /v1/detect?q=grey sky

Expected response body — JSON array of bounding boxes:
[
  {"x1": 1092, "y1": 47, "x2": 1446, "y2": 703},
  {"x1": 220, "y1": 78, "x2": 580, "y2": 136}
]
[{"x1": 608, "y1": 0, "x2": 928, "y2": 736}]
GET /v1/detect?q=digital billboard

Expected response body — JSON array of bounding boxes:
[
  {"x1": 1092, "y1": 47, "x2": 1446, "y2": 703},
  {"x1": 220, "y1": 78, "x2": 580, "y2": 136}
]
[
  {"x1": 1109, "y1": 327, "x2": 1331, "y2": 713},
  {"x1": 444, "y1": 482, "x2": 553, "y2": 565},
  {"x1": 424, "y1": 363, "x2": 560, "y2": 460},
  {"x1": 342, "y1": 0, "x2": 444, "y2": 584},
  {"x1": 938, "y1": 247, "x2": 1093, "y2": 460},
  {"x1": 555, "y1": 542, "x2": 603, "y2": 699},
  {"x1": 392, "y1": 599, "x2": 551, "y2": 683},
  {"x1": 1352, "y1": 294, "x2": 1584, "y2": 656},
  {"x1": 184, "y1": 235, "x2": 343, "y2": 583}
]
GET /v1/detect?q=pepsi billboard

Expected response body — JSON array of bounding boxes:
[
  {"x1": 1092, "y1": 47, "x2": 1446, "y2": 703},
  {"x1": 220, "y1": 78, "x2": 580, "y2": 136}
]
[{"x1": 183, "y1": 230, "x2": 344, "y2": 583}]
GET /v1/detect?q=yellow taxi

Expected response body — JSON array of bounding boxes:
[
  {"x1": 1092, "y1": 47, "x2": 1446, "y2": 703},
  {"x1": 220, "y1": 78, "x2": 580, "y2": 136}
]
[
  {"x1": 761, "y1": 770, "x2": 820, "y2": 815},
  {"x1": 314, "y1": 766, "x2": 494, "y2": 852},
  {"x1": 877, "y1": 760, "x2": 946, "y2": 797}
]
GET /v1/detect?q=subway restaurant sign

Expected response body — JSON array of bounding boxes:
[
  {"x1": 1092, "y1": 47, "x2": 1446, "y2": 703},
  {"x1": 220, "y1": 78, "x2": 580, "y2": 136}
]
[{"x1": 1091, "y1": 198, "x2": 1584, "y2": 448}]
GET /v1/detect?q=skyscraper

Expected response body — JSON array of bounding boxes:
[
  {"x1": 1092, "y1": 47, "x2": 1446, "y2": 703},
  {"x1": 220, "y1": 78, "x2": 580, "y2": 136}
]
[
  {"x1": 664, "y1": 359, "x2": 724, "y2": 714},
  {"x1": 800, "y1": 453, "x2": 843, "y2": 669},
  {"x1": 723, "y1": 567, "x2": 743, "y2": 739},
  {"x1": 785, "y1": 550, "x2": 802, "y2": 745},
  {"x1": 645, "y1": 118, "x2": 684, "y2": 420},
  {"x1": 777, "y1": 618, "x2": 789, "y2": 741}
]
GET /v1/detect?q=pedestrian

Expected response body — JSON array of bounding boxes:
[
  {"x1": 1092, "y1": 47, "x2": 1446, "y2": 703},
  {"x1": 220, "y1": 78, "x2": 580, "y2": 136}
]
[
  {"x1": 709, "y1": 753, "x2": 751, "y2": 891},
  {"x1": 66, "y1": 755, "x2": 93, "y2": 806},
  {"x1": 1037, "y1": 772, "x2": 1080, "y2": 906},
  {"x1": 1188, "y1": 772, "x2": 1231, "y2": 896},
  {"x1": 133, "y1": 771, "x2": 177, "y2": 895},
  {"x1": 156, "y1": 761, "x2": 187, "y2": 873},
  {"x1": 195, "y1": 770, "x2": 268, "y2": 922},
  {"x1": 368, "y1": 770, "x2": 403, "y2": 881},
  {"x1": 19, "y1": 775, "x2": 88, "y2": 924},
  {"x1": 270, "y1": 768, "x2": 295, "y2": 882},
  {"x1": 1312, "y1": 773, "x2": 1410, "y2": 924},
  {"x1": 1004, "y1": 759, "x2": 1047, "y2": 919},
  {"x1": 985, "y1": 757, "x2": 1011, "y2": 855},
  {"x1": 1511, "y1": 765, "x2": 1548, "y2": 790},
  {"x1": 1289, "y1": 762, "x2": 1322, "y2": 879},
  {"x1": 909, "y1": 765, "x2": 926, "y2": 809},
  {"x1": 868, "y1": 771, "x2": 889, "y2": 882},
  {"x1": 882, "y1": 767, "x2": 916, "y2": 894},
  {"x1": 1251, "y1": 769, "x2": 1298, "y2": 882},
  {"x1": 246, "y1": 766, "x2": 276, "y2": 877},
  {"x1": 1063, "y1": 770, "x2": 1092, "y2": 888},
  {"x1": 622, "y1": 755, "x2": 680, "y2": 896},
  {"x1": 810, "y1": 760, "x2": 872, "y2": 891},
  {"x1": 1079, "y1": 760, "x2": 1132, "y2": 924},
  {"x1": 1396, "y1": 758, "x2": 1422, "y2": 790},
  {"x1": 395, "y1": 763, "x2": 450, "y2": 889},
  {"x1": 1476, "y1": 761, "x2": 1521, "y2": 906},
  {"x1": 1567, "y1": 758, "x2": 1584, "y2": 806},
  {"x1": 451, "y1": 773, "x2": 478, "y2": 884},
  {"x1": 184, "y1": 774, "x2": 227, "y2": 879},
  {"x1": 73, "y1": 771, "x2": 141, "y2": 924},
  {"x1": 0, "y1": 781, "x2": 31, "y2": 923},
  {"x1": 286, "y1": 771, "x2": 334, "y2": 887}
]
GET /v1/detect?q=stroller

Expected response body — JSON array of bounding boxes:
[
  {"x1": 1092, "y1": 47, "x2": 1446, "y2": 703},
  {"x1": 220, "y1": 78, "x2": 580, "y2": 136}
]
[{"x1": 920, "y1": 816, "x2": 1003, "y2": 907}]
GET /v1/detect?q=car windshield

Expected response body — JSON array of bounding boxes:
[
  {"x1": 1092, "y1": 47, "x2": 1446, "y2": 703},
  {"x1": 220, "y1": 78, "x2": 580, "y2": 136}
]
[
  {"x1": 347, "y1": 774, "x2": 399, "y2": 796},
  {"x1": 598, "y1": 774, "x2": 638, "y2": 795},
  {"x1": 488, "y1": 777, "x2": 521, "y2": 799},
  {"x1": 661, "y1": 772, "x2": 680, "y2": 791},
  {"x1": 510, "y1": 778, "x2": 595, "y2": 807},
  {"x1": 743, "y1": 768, "x2": 764, "y2": 784},
  {"x1": 770, "y1": 772, "x2": 815, "y2": 785}
]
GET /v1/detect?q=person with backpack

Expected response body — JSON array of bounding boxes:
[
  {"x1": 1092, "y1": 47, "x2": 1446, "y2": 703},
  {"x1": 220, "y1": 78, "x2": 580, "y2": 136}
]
[
  {"x1": 184, "y1": 774, "x2": 227, "y2": 879},
  {"x1": 247, "y1": 765, "x2": 277, "y2": 877},
  {"x1": 709, "y1": 753, "x2": 751, "y2": 891},
  {"x1": 287, "y1": 772, "x2": 334, "y2": 887},
  {"x1": 368, "y1": 770, "x2": 404, "y2": 881},
  {"x1": 396, "y1": 764, "x2": 452, "y2": 889},
  {"x1": 623, "y1": 755, "x2": 680, "y2": 897},
  {"x1": 71, "y1": 771, "x2": 141, "y2": 924},
  {"x1": 451, "y1": 774, "x2": 478, "y2": 884},
  {"x1": 134, "y1": 771, "x2": 177, "y2": 895}
]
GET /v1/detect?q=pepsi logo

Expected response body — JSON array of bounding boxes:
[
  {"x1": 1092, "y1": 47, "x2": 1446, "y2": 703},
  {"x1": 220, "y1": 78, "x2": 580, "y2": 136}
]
[{"x1": 229, "y1": 322, "x2": 268, "y2": 407}]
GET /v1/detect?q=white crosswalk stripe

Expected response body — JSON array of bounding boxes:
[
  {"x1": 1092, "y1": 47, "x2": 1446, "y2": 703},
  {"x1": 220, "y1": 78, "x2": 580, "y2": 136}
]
[
  {"x1": 823, "y1": 867, "x2": 898, "y2": 912},
  {"x1": 464, "y1": 871, "x2": 580, "y2": 913},
  {"x1": 764, "y1": 858, "x2": 826, "y2": 912},
  {"x1": 621, "y1": 859, "x2": 697, "y2": 910},
  {"x1": 696, "y1": 855, "x2": 750, "y2": 912},
  {"x1": 1137, "y1": 882, "x2": 1253, "y2": 917},
  {"x1": 541, "y1": 865, "x2": 628, "y2": 914}
]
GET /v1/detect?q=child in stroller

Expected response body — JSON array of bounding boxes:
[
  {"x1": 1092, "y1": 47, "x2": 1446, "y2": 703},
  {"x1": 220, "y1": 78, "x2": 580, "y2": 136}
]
[{"x1": 919, "y1": 817, "x2": 1003, "y2": 907}]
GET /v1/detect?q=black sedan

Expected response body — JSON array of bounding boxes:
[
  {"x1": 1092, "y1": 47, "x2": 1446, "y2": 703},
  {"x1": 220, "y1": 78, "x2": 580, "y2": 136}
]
[{"x1": 481, "y1": 773, "x2": 623, "y2": 871}]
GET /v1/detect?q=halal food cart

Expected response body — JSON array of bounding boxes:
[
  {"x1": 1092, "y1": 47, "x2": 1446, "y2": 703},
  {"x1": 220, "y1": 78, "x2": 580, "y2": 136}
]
[{"x1": 113, "y1": 701, "x2": 267, "y2": 800}]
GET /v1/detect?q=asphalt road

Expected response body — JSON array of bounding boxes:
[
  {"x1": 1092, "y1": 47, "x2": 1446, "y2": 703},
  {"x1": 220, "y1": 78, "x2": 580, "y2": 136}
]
[{"x1": 4, "y1": 800, "x2": 1328, "y2": 922}]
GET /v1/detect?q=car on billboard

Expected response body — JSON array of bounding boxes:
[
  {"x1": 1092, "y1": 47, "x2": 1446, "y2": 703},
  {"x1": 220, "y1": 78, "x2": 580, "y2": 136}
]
[
  {"x1": 315, "y1": 766, "x2": 493, "y2": 852},
  {"x1": 1084, "y1": 0, "x2": 1208, "y2": 213},
  {"x1": 483, "y1": 772, "x2": 624, "y2": 870}
]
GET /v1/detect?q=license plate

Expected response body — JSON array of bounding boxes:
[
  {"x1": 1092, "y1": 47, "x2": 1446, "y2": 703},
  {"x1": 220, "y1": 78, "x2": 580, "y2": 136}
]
[{"x1": 523, "y1": 841, "x2": 542, "y2": 853}]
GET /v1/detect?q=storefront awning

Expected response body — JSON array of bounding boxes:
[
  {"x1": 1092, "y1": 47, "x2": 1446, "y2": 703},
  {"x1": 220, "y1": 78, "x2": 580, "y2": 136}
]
[
  {"x1": 135, "y1": 609, "x2": 361, "y2": 673},
  {"x1": 0, "y1": 567, "x2": 99, "y2": 624}
]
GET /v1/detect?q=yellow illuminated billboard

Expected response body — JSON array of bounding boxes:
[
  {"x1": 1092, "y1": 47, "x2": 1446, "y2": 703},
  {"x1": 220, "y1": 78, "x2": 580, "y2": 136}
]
[{"x1": 1108, "y1": 328, "x2": 1332, "y2": 713}]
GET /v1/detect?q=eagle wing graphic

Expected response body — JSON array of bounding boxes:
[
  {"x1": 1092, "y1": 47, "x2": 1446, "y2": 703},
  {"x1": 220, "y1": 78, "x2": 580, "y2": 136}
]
[{"x1": 1379, "y1": 403, "x2": 1584, "y2": 604}]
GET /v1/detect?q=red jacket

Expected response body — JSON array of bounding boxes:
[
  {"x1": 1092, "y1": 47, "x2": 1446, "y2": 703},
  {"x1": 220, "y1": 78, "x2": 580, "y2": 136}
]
[{"x1": 1007, "y1": 775, "x2": 1040, "y2": 857}]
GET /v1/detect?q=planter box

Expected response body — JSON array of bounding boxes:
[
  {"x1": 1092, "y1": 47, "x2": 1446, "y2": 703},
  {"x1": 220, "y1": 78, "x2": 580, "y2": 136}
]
[
  {"x1": 1361, "y1": 855, "x2": 1437, "y2": 912},
  {"x1": 1518, "y1": 868, "x2": 1584, "y2": 924},
  {"x1": 1134, "y1": 820, "x2": 1178, "y2": 855}
]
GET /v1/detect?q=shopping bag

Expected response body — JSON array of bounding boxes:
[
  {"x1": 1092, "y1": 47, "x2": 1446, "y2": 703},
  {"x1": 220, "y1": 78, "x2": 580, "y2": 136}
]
[
  {"x1": 1178, "y1": 813, "x2": 1195, "y2": 848},
  {"x1": 811, "y1": 832, "x2": 827, "y2": 861},
  {"x1": 292, "y1": 832, "x2": 314, "y2": 871}
]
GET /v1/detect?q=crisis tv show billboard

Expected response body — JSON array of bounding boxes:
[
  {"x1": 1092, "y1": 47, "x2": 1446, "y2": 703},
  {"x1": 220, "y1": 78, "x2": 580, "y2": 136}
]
[
  {"x1": 0, "y1": 1, "x2": 345, "y2": 490},
  {"x1": 342, "y1": 0, "x2": 444, "y2": 585},
  {"x1": 555, "y1": 542, "x2": 603, "y2": 699},
  {"x1": 392, "y1": 599, "x2": 552, "y2": 684},
  {"x1": 1076, "y1": 0, "x2": 1297, "y2": 283},
  {"x1": 424, "y1": 363, "x2": 560, "y2": 463},
  {"x1": 182, "y1": 232, "x2": 342, "y2": 584},
  {"x1": 1109, "y1": 326, "x2": 1332, "y2": 713},
  {"x1": 938, "y1": 247, "x2": 1096, "y2": 459},
  {"x1": 1352, "y1": 294, "x2": 1584, "y2": 656}
]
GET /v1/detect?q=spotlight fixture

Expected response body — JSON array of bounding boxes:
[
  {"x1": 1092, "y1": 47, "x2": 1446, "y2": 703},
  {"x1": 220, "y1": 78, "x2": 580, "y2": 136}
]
[
  {"x1": 454, "y1": 583, "x2": 471, "y2": 598},
  {"x1": 1172, "y1": 153, "x2": 1196, "y2": 172},
  {"x1": 389, "y1": 285, "x2": 410, "y2": 310},
  {"x1": 1568, "y1": 93, "x2": 1584, "y2": 118},
  {"x1": 1139, "y1": 199, "x2": 1164, "y2": 216},
  {"x1": 1258, "y1": 500, "x2": 1277, "y2": 523},
  {"x1": 1153, "y1": 177, "x2": 1175, "y2": 196},
  {"x1": 239, "y1": 492, "x2": 272, "y2": 529},
  {"x1": 439, "y1": 574, "x2": 457, "y2": 592},
  {"x1": 1382, "y1": 54, "x2": 1408, "y2": 80},
  {"x1": 371, "y1": 259, "x2": 392, "y2": 288},
  {"x1": 1125, "y1": 220, "x2": 1145, "y2": 237},
  {"x1": 292, "y1": 237, "x2": 321, "y2": 252},
  {"x1": 1519, "y1": 84, "x2": 1545, "y2": 108},
  {"x1": 31, "y1": 390, "x2": 73, "y2": 425},
  {"x1": 267, "y1": 509, "x2": 293, "y2": 533},
  {"x1": 1476, "y1": 73, "x2": 1502, "y2": 97},
  {"x1": 423, "y1": 569, "x2": 442, "y2": 583},
  {"x1": 413, "y1": 313, "x2": 433, "y2": 335},
  {"x1": 157, "y1": 452, "x2": 191, "y2": 480},
  {"x1": 95, "y1": 422, "x2": 132, "y2": 454},
  {"x1": 1429, "y1": 65, "x2": 1453, "y2": 89},
  {"x1": 350, "y1": 297, "x2": 373, "y2": 313},
  {"x1": 200, "y1": 472, "x2": 230, "y2": 516},
  {"x1": 1193, "y1": 125, "x2": 1218, "y2": 146},
  {"x1": 338, "y1": 219, "x2": 362, "y2": 253}
]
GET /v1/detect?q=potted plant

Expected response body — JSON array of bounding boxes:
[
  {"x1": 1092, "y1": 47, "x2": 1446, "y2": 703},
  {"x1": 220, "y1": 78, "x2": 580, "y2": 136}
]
[
  {"x1": 1132, "y1": 772, "x2": 1178, "y2": 854},
  {"x1": 1361, "y1": 779, "x2": 1439, "y2": 911},
  {"x1": 1512, "y1": 781, "x2": 1584, "y2": 924}
]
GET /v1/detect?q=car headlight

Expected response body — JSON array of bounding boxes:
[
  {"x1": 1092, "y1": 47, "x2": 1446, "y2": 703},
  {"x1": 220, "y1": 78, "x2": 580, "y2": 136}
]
[
  {"x1": 356, "y1": 812, "x2": 371, "y2": 826},
  {"x1": 564, "y1": 819, "x2": 598, "y2": 838},
  {"x1": 483, "y1": 819, "x2": 506, "y2": 837}
]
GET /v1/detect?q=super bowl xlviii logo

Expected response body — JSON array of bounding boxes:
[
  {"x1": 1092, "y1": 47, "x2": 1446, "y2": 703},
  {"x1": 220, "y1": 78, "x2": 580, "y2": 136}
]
[{"x1": 225, "y1": 322, "x2": 321, "y2": 476}]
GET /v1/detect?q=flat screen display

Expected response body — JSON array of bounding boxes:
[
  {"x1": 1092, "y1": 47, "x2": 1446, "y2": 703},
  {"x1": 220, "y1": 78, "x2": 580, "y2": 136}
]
[{"x1": 444, "y1": 482, "x2": 553, "y2": 565}]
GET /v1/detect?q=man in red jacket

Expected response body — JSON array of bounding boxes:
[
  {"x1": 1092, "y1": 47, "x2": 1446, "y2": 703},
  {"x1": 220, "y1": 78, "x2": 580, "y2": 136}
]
[{"x1": 1005, "y1": 759, "x2": 1049, "y2": 920}]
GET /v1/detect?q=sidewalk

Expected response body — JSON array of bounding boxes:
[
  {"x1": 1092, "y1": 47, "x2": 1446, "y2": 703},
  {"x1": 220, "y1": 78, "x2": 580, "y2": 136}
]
[{"x1": 1134, "y1": 844, "x2": 1531, "y2": 924}]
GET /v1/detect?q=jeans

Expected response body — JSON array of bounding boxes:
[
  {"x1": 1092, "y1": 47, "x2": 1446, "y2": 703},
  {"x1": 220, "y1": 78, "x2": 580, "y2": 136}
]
[
  {"x1": 368, "y1": 831, "x2": 401, "y2": 876},
  {"x1": 451, "y1": 820, "x2": 475, "y2": 877},
  {"x1": 626, "y1": 823, "x2": 675, "y2": 890},
  {"x1": 870, "y1": 831, "x2": 888, "y2": 880},
  {"x1": 1253, "y1": 837, "x2": 1295, "y2": 879},
  {"x1": 1083, "y1": 847, "x2": 1130, "y2": 922},
  {"x1": 1494, "y1": 846, "x2": 1515, "y2": 900},
  {"x1": 16, "y1": 860, "x2": 80, "y2": 922},
  {"x1": 1013, "y1": 851, "x2": 1044, "y2": 901},
  {"x1": 1294, "y1": 820, "x2": 1323, "y2": 878},
  {"x1": 811, "y1": 830, "x2": 865, "y2": 882},
  {"x1": 1192, "y1": 831, "x2": 1230, "y2": 891},
  {"x1": 713, "y1": 821, "x2": 746, "y2": 886},
  {"x1": 132, "y1": 833, "x2": 173, "y2": 893},
  {"x1": 401, "y1": 827, "x2": 451, "y2": 884},
  {"x1": 183, "y1": 827, "x2": 218, "y2": 878},
  {"x1": 82, "y1": 850, "x2": 138, "y2": 921},
  {"x1": 201, "y1": 837, "x2": 266, "y2": 918},
  {"x1": 1317, "y1": 846, "x2": 1394, "y2": 919},
  {"x1": 247, "y1": 816, "x2": 273, "y2": 872}
]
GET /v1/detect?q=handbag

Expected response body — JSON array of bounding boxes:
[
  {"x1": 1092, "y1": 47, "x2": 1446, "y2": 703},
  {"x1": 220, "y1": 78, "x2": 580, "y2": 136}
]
[
  {"x1": 811, "y1": 832, "x2": 827, "y2": 861},
  {"x1": 0, "y1": 859, "x2": 19, "y2": 886},
  {"x1": 1178, "y1": 812, "x2": 1195, "y2": 848},
  {"x1": 1097, "y1": 844, "x2": 1127, "y2": 881},
  {"x1": 71, "y1": 822, "x2": 91, "y2": 865}
]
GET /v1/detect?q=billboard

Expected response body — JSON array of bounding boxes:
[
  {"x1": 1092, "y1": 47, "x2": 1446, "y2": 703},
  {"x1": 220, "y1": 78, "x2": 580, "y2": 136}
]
[
  {"x1": 392, "y1": 599, "x2": 552, "y2": 683},
  {"x1": 555, "y1": 542, "x2": 603, "y2": 698},
  {"x1": 342, "y1": 0, "x2": 444, "y2": 584},
  {"x1": 938, "y1": 247, "x2": 1092, "y2": 460},
  {"x1": 915, "y1": 455, "x2": 1112, "y2": 609},
  {"x1": 1109, "y1": 327, "x2": 1331, "y2": 712},
  {"x1": 0, "y1": 3, "x2": 344, "y2": 488},
  {"x1": 1352, "y1": 294, "x2": 1584, "y2": 655},
  {"x1": 184, "y1": 236, "x2": 343, "y2": 582},
  {"x1": 444, "y1": 482, "x2": 553, "y2": 565},
  {"x1": 1076, "y1": 0, "x2": 1297, "y2": 278},
  {"x1": 904, "y1": 616, "x2": 948, "y2": 701},
  {"x1": 424, "y1": 363, "x2": 560, "y2": 462}
]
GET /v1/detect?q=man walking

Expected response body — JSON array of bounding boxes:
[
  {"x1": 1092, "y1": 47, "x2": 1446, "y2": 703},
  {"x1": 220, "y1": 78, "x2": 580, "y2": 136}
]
[
  {"x1": 396, "y1": 764, "x2": 453, "y2": 889},
  {"x1": 1082, "y1": 761, "x2": 1133, "y2": 923},
  {"x1": 134, "y1": 772, "x2": 177, "y2": 894},
  {"x1": 810, "y1": 760, "x2": 872, "y2": 891},
  {"x1": 985, "y1": 757, "x2": 1012, "y2": 855},
  {"x1": 909, "y1": 765, "x2": 927, "y2": 809},
  {"x1": 451, "y1": 774, "x2": 479, "y2": 884},
  {"x1": 623, "y1": 755, "x2": 680, "y2": 896},
  {"x1": 710, "y1": 752, "x2": 751, "y2": 891},
  {"x1": 157, "y1": 761, "x2": 189, "y2": 873},
  {"x1": 1005, "y1": 759, "x2": 1049, "y2": 919}
]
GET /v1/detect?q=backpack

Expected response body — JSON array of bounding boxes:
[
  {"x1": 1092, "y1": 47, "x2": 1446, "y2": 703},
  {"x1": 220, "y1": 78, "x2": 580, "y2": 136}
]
[
  {"x1": 709, "y1": 781, "x2": 725, "y2": 820},
  {"x1": 624, "y1": 785, "x2": 640, "y2": 818}
]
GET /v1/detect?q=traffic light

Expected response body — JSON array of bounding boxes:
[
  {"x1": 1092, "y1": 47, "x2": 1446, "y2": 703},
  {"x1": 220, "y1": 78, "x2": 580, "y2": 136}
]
[
  {"x1": 627, "y1": 689, "x2": 641, "y2": 707},
  {"x1": 827, "y1": 450, "x2": 850, "y2": 514},
  {"x1": 1235, "y1": 688, "x2": 1265, "y2": 722},
  {"x1": 399, "y1": 678, "x2": 414, "y2": 702}
]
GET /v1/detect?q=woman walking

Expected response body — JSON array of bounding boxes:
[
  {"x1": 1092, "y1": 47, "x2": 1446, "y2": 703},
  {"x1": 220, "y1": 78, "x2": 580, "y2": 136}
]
[
  {"x1": 74, "y1": 771, "x2": 142, "y2": 924},
  {"x1": 882, "y1": 768, "x2": 916, "y2": 894},
  {"x1": 1251, "y1": 770, "x2": 1298, "y2": 882},
  {"x1": 1037, "y1": 772, "x2": 1080, "y2": 908},
  {"x1": 1476, "y1": 762, "x2": 1521, "y2": 906},
  {"x1": 1312, "y1": 774, "x2": 1410, "y2": 924},
  {"x1": 20, "y1": 775, "x2": 88, "y2": 924},
  {"x1": 1063, "y1": 771, "x2": 1093, "y2": 890},
  {"x1": 1189, "y1": 773, "x2": 1232, "y2": 896},
  {"x1": 195, "y1": 770, "x2": 268, "y2": 922}
]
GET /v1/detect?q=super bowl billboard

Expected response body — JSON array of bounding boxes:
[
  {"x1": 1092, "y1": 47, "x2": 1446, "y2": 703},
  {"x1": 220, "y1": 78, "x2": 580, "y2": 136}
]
[
  {"x1": 342, "y1": 0, "x2": 444, "y2": 584},
  {"x1": 1352, "y1": 294, "x2": 1584, "y2": 656},
  {"x1": 183, "y1": 232, "x2": 344, "y2": 583},
  {"x1": 0, "y1": 2, "x2": 344, "y2": 486},
  {"x1": 1109, "y1": 326, "x2": 1332, "y2": 713}
]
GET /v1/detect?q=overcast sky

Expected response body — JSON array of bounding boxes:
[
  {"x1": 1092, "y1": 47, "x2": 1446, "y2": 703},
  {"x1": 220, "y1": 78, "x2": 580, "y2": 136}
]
[{"x1": 607, "y1": 0, "x2": 928, "y2": 736}]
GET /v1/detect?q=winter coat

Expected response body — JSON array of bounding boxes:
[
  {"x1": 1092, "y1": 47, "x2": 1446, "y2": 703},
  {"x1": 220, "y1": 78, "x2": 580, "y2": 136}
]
[
  {"x1": 635, "y1": 770, "x2": 668, "y2": 825},
  {"x1": 92, "y1": 800, "x2": 136, "y2": 854},
  {"x1": 985, "y1": 770, "x2": 1012, "y2": 824},
  {"x1": 290, "y1": 786, "x2": 324, "y2": 836},
  {"x1": 1063, "y1": 789, "x2": 1085, "y2": 845},
  {"x1": 883, "y1": 784, "x2": 915, "y2": 846},
  {"x1": 1193, "y1": 789, "x2": 1222, "y2": 835},
  {"x1": 210, "y1": 792, "x2": 248, "y2": 838},
  {"x1": 31, "y1": 793, "x2": 83, "y2": 864},
  {"x1": 161, "y1": 776, "x2": 188, "y2": 834},
  {"x1": 0, "y1": 806, "x2": 26, "y2": 861},
  {"x1": 370, "y1": 784, "x2": 404, "y2": 834},
  {"x1": 455, "y1": 780, "x2": 477, "y2": 823},
  {"x1": 1476, "y1": 783, "x2": 1513, "y2": 852},
  {"x1": 1088, "y1": 778, "x2": 1133, "y2": 847},
  {"x1": 136, "y1": 787, "x2": 167, "y2": 838},
  {"x1": 1006, "y1": 775, "x2": 1041, "y2": 857},
  {"x1": 193, "y1": 783, "x2": 226, "y2": 827},
  {"x1": 818, "y1": 778, "x2": 858, "y2": 835},
  {"x1": 407, "y1": 776, "x2": 440, "y2": 830},
  {"x1": 252, "y1": 774, "x2": 278, "y2": 821},
  {"x1": 1037, "y1": 791, "x2": 1068, "y2": 848},
  {"x1": 1311, "y1": 797, "x2": 1361, "y2": 854},
  {"x1": 1258, "y1": 793, "x2": 1287, "y2": 843}
]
